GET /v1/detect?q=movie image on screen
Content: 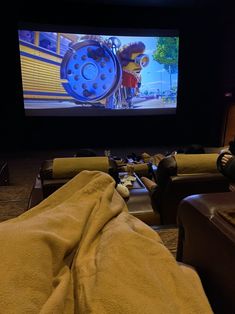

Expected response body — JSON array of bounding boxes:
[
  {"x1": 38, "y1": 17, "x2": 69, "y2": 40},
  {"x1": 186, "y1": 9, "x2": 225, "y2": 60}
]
[{"x1": 18, "y1": 29, "x2": 179, "y2": 116}]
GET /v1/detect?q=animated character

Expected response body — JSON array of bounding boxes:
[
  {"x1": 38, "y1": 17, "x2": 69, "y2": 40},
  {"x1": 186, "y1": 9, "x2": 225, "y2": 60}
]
[{"x1": 117, "y1": 42, "x2": 149, "y2": 108}]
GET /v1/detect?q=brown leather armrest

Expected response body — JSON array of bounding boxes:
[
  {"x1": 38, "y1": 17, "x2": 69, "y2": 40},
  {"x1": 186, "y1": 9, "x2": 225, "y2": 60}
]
[
  {"x1": 141, "y1": 176, "x2": 157, "y2": 191},
  {"x1": 178, "y1": 191, "x2": 235, "y2": 220},
  {"x1": 177, "y1": 192, "x2": 235, "y2": 314}
]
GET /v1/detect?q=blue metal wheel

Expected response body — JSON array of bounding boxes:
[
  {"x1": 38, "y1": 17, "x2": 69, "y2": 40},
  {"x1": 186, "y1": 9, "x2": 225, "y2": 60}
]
[{"x1": 61, "y1": 40, "x2": 122, "y2": 103}]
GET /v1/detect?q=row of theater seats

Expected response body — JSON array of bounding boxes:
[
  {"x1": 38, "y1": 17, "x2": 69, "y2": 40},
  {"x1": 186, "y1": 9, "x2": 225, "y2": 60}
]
[
  {"x1": 31, "y1": 151, "x2": 234, "y2": 313},
  {"x1": 28, "y1": 155, "x2": 151, "y2": 209},
  {"x1": 37, "y1": 152, "x2": 231, "y2": 225}
]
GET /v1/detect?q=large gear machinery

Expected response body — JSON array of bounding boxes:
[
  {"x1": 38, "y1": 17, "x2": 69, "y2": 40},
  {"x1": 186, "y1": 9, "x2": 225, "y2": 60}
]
[{"x1": 61, "y1": 40, "x2": 122, "y2": 103}]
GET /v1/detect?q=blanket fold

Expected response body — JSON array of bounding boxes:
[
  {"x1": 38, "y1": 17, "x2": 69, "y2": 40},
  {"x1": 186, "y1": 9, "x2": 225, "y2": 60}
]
[{"x1": 0, "y1": 170, "x2": 212, "y2": 314}]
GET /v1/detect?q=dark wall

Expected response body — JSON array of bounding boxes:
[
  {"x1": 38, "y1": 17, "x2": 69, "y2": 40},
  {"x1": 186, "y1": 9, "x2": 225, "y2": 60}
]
[{"x1": 8, "y1": 1, "x2": 234, "y2": 151}]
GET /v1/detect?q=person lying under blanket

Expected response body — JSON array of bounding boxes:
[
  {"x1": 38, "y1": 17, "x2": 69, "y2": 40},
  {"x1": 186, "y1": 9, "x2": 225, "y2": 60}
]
[{"x1": 0, "y1": 170, "x2": 213, "y2": 314}]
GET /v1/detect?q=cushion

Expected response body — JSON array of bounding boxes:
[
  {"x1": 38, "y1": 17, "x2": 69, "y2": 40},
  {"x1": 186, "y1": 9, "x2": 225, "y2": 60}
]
[
  {"x1": 122, "y1": 163, "x2": 150, "y2": 177},
  {"x1": 175, "y1": 154, "x2": 218, "y2": 174},
  {"x1": 52, "y1": 157, "x2": 109, "y2": 179}
]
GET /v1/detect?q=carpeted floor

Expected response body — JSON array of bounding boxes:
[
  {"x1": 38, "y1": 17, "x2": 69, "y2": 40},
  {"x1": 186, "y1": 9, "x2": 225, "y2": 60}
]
[
  {"x1": 155, "y1": 228, "x2": 178, "y2": 257},
  {"x1": 0, "y1": 158, "x2": 40, "y2": 222},
  {"x1": 0, "y1": 149, "x2": 178, "y2": 257}
]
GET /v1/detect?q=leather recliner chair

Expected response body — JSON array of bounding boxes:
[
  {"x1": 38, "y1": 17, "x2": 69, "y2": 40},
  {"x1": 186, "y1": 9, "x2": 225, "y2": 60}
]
[
  {"x1": 141, "y1": 154, "x2": 230, "y2": 225},
  {"x1": 176, "y1": 192, "x2": 235, "y2": 314},
  {"x1": 40, "y1": 156, "x2": 119, "y2": 198}
]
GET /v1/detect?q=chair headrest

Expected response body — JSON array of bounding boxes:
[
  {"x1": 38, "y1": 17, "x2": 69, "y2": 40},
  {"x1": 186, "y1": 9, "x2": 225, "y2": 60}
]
[
  {"x1": 52, "y1": 157, "x2": 110, "y2": 179},
  {"x1": 155, "y1": 153, "x2": 219, "y2": 187},
  {"x1": 175, "y1": 154, "x2": 218, "y2": 174}
]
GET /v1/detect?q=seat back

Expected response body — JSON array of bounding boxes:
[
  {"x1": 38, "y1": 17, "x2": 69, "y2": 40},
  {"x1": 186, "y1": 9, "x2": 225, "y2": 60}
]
[
  {"x1": 150, "y1": 154, "x2": 230, "y2": 224},
  {"x1": 40, "y1": 157, "x2": 118, "y2": 198}
]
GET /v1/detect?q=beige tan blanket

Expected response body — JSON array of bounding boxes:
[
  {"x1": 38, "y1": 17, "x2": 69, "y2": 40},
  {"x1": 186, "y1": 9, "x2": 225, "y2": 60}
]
[{"x1": 0, "y1": 171, "x2": 212, "y2": 313}]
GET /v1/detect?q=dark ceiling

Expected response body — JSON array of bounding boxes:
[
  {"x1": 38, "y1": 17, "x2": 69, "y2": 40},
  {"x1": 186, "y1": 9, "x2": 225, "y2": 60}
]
[
  {"x1": 61, "y1": 0, "x2": 228, "y2": 9},
  {"x1": 68, "y1": 0, "x2": 198, "y2": 7},
  {"x1": 17, "y1": 0, "x2": 232, "y2": 22},
  {"x1": 18, "y1": 0, "x2": 229, "y2": 9}
]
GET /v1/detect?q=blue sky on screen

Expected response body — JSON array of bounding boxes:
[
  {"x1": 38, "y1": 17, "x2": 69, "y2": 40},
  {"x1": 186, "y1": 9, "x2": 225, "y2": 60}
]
[{"x1": 102, "y1": 34, "x2": 178, "y2": 94}]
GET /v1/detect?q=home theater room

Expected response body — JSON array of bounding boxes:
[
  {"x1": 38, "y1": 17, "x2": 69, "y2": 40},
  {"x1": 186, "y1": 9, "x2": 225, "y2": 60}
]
[{"x1": 0, "y1": 0, "x2": 234, "y2": 312}]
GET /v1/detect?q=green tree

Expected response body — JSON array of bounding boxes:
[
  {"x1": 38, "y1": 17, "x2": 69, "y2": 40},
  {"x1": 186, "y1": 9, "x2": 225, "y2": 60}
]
[{"x1": 153, "y1": 37, "x2": 179, "y2": 89}]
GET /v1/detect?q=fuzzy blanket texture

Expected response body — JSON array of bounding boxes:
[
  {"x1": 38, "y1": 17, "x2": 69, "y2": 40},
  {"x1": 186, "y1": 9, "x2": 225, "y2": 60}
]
[{"x1": 0, "y1": 171, "x2": 212, "y2": 313}]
